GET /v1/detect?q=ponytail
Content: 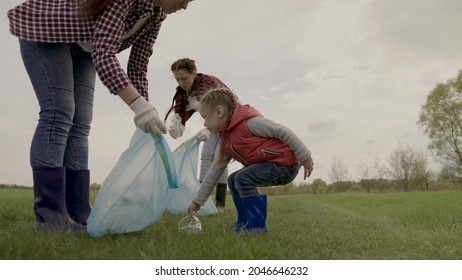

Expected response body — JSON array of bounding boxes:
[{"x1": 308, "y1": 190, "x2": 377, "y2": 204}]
[{"x1": 164, "y1": 91, "x2": 181, "y2": 121}]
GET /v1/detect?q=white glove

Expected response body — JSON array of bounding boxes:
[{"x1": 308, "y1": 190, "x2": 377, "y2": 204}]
[
  {"x1": 168, "y1": 113, "x2": 185, "y2": 139},
  {"x1": 187, "y1": 96, "x2": 200, "y2": 111},
  {"x1": 129, "y1": 97, "x2": 166, "y2": 136},
  {"x1": 195, "y1": 128, "x2": 211, "y2": 142}
]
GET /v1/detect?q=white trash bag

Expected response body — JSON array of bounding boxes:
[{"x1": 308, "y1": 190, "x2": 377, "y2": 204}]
[
  {"x1": 87, "y1": 130, "x2": 177, "y2": 238},
  {"x1": 87, "y1": 129, "x2": 217, "y2": 238},
  {"x1": 167, "y1": 137, "x2": 217, "y2": 215}
]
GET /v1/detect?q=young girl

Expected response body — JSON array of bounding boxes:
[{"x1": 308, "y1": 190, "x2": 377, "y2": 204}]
[
  {"x1": 187, "y1": 88, "x2": 314, "y2": 233},
  {"x1": 8, "y1": 0, "x2": 192, "y2": 232},
  {"x1": 165, "y1": 58, "x2": 231, "y2": 211}
]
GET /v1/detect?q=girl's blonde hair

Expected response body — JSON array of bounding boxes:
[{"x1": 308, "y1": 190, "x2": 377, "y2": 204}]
[{"x1": 200, "y1": 88, "x2": 239, "y2": 165}]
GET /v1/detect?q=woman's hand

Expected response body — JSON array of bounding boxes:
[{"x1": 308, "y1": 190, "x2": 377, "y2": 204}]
[
  {"x1": 195, "y1": 128, "x2": 211, "y2": 142},
  {"x1": 118, "y1": 85, "x2": 166, "y2": 136},
  {"x1": 129, "y1": 97, "x2": 166, "y2": 136},
  {"x1": 168, "y1": 113, "x2": 185, "y2": 139}
]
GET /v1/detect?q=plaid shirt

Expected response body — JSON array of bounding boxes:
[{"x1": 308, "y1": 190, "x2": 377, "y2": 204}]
[
  {"x1": 8, "y1": 0, "x2": 167, "y2": 100},
  {"x1": 172, "y1": 73, "x2": 229, "y2": 125}
]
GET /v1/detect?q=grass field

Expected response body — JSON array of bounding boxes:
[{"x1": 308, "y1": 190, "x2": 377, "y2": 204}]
[{"x1": 0, "y1": 188, "x2": 461, "y2": 260}]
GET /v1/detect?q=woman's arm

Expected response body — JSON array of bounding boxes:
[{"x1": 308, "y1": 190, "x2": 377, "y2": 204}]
[
  {"x1": 91, "y1": 0, "x2": 134, "y2": 95},
  {"x1": 126, "y1": 13, "x2": 166, "y2": 101},
  {"x1": 117, "y1": 84, "x2": 140, "y2": 105}
]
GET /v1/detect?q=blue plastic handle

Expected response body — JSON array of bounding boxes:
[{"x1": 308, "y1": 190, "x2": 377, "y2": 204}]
[{"x1": 151, "y1": 134, "x2": 179, "y2": 189}]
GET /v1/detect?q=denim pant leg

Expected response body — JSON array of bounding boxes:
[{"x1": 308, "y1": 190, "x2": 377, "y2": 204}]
[
  {"x1": 231, "y1": 162, "x2": 299, "y2": 198},
  {"x1": 63, "y1": 44, "x2": 95, "y2": 170},
  {"x1": 19, "y1": 40, "x2": 95, "y2": 169}
]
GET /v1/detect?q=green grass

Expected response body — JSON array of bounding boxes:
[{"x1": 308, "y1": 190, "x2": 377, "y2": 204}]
[{"x1": 0, "y1": 189, "x2": 461, "y2": 259}]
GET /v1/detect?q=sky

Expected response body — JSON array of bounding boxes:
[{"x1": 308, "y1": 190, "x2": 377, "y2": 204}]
[{"x1": 1, "y1": 0, "x2": 462, "y2": 187}]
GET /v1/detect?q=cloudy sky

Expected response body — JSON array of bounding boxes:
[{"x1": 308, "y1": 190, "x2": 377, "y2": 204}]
[{"x1": 1, "y1": 0, "x2": 462, "y2": 186}]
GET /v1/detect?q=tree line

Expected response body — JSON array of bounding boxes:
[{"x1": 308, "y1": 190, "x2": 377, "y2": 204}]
[
  {"x1": 262, "y1": 70, "x2": 462, "y2": 195},
  {"x1": 3, "y1": 71, "x2": 462, "y2": 194}
]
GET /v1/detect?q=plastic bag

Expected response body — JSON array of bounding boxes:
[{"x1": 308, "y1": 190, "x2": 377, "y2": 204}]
[
  {"x1": 167, "y1": 137, "x2": 217, "y2": 215},
  {"x1": 87, "y1": 129, "x2": 217, "y2": 238}
]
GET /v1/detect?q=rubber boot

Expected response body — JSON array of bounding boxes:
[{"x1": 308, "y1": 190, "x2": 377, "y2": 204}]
[
  {"x1": 65, "y1": 169, "x2": 92, "y2": 226},
  {"x1": 232, "y1": 195, "x2": 247, "y2": 232},
  {"x1": 33, "y1": 167, "x2": 84, "y2": 232},
  {"x1": 242, "y1": 195, "x2": 267, "y2": 233},
  {"x1": 215, "y1": 183, "x2": 227, "y2": 212}
]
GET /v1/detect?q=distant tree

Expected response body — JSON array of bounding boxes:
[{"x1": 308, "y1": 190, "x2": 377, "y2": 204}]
[
  {"x1": 418, "y1": 70, "x2": 462, "y2": 181},
  {"x1": 358, "y1": 159, "x2": 371, "y2": 179},
  {"x1": 388, "y1": 144, "x2": 429, "y2": 191},
  {"x1": 310, "y1": 178, "x2": 328, "y2": 194},
  {"x1": 329, "y1": 157, "x2": 349, "y2": 192},
  {"x1": 372, "y1": 157, "x2": 387, "y2": 180},
  {"x1": 372, "y1": 157, "x2": 389, "y2": 192},
  {"x1": 357, "y1": 157, "x2": 390, "y2": 192},
  {"x1": 358, "y1": 159, "x2": 373, "y2": 192}
]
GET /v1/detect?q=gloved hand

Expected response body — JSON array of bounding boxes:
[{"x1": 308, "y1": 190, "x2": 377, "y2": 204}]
[
  {"x1": 195, "y1": 128, "x2": 210, "y2": 142},
  {"x1": 168, "y1": 113, "x2": 185, "y2": 139},
  {"x1": 187, "y1": 96, "x2": 200, "y2": 111},
  {"x1": 129, "y1": 96, "x2": 166, "y2": 136}
]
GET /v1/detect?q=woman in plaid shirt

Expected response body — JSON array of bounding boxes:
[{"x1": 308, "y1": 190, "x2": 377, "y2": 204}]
[
  {"x1": 8, "y1": 0, "x2": 193, "y2": 232},
  {"x1": 165, "y1": 58, "x2": 231, "y2": 212}
]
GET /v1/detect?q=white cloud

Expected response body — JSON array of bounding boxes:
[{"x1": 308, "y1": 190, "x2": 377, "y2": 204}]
[
  {"x1": 0, "y1": 0, "x2": 457, "y2": 185},
  {"x1": 367, "y1": 0, "x2": 462, "y2": 58}
]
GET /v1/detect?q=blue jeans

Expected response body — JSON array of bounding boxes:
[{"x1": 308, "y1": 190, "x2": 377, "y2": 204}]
[
  {"x1": 19, "y1": 40, "x2": 96, "y2": 170},
  {"x1": 228, "y1": 162, "x2": 299, "y2": 198}
]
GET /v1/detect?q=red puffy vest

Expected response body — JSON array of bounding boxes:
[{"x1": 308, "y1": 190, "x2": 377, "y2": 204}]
[{"x1": 218, "y1": 105, "x2": 298, "y2": 167}]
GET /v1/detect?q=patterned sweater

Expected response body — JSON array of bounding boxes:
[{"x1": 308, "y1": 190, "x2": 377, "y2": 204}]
[
  {"x1": 171, "y1": 73, "x2": 228, "y2": 125},
  {"x1": 8, "y1": 0, "x2": 166, "y2": 100}
]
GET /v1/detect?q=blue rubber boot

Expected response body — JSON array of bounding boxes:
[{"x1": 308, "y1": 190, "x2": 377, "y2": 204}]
[
  {"x1": 65, "y1": 169, "x2": 92, "y2": 226},
  {"x1": 232, "y1": 195, "x2": 247, "y2": 232},
  {"x1": 33, "y1": 167, "x2": 85, "y2": 233},
  {"x1": 242, "y1": 195, "x2": 267, "y2": 233}
]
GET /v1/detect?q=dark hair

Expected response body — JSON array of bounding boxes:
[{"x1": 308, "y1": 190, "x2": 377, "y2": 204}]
[
  {"x1": 164, "y1": 58, "x2": 198, "y2": 121},
  {"x1": 171, "y1": 58, "x2": 197, "y2": 74},
  {"x1": 81, "y1": 0, "x2": 113, "y2": 20}
]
